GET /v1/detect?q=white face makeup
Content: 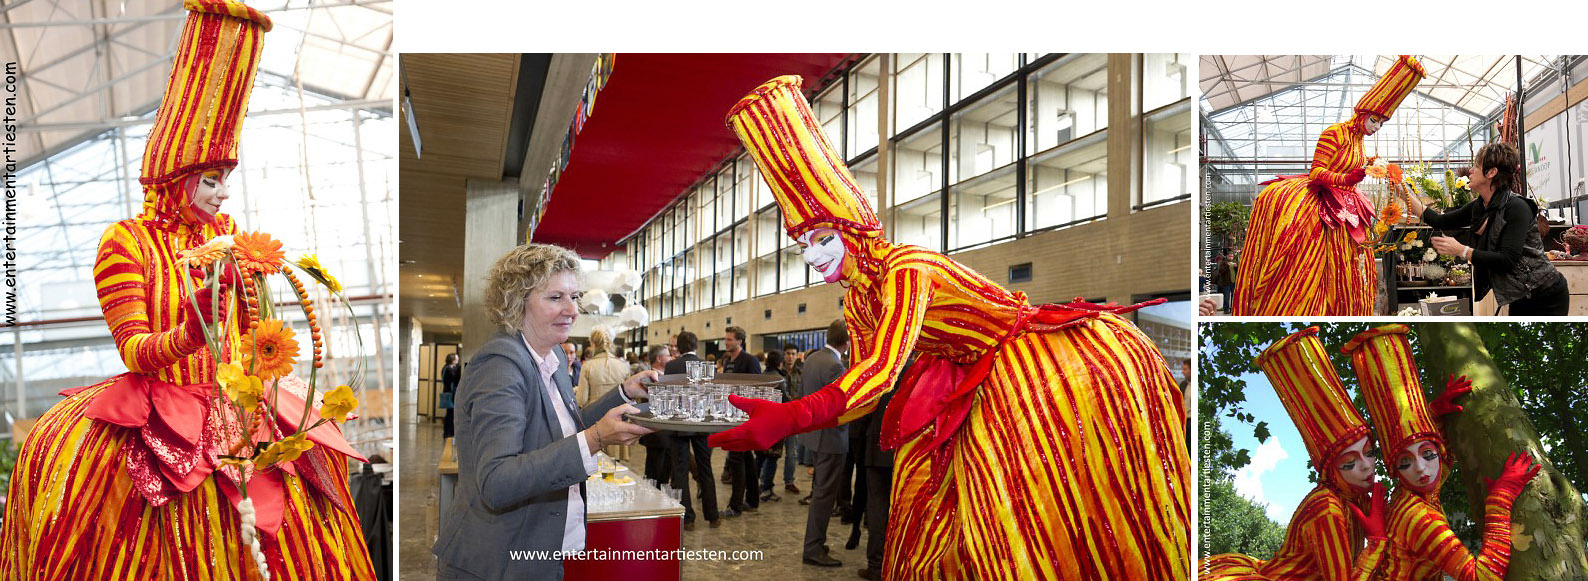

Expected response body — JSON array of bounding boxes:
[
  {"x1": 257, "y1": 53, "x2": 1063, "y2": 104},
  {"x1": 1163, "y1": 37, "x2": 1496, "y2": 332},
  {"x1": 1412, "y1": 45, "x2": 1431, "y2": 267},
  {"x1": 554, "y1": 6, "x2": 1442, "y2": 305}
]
[
  {"x1": 190, "y1": 170, "x2": 230, "y2": 219},
  {"x1": 1336, "y1": 436, "x2": 1377, "y2": 491},
  {"x1": 1396, "y1": 440, "x2": 1441, "y2": 491},
  {"x1": 1364, "y1": 116, "x2": 1385, "y2": 136},
  {"x1": 798, "y1": 228, "x2": 847, "y2": 283}
]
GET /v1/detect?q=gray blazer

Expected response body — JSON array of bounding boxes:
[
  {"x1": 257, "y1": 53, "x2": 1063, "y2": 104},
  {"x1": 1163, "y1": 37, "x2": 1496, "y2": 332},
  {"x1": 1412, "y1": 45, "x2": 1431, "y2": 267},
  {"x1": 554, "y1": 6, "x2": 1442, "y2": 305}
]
[
  {"x1": 798, "y1": 346, "x2": 848, "y2": 454},
  {"x1": 433, "y1": 330, "x2": 629, "y2": 580}
]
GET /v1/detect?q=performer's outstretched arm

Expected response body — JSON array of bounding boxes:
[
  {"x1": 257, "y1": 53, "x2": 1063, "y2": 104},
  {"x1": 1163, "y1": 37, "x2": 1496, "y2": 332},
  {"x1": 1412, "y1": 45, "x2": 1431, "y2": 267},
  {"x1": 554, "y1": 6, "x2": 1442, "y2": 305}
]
[
  {"x1": 1410, "y1": 455, "x2": 1538, "y2": 581},
  {"x1": 1308, "y1": 125, "x2": 1365, "y2": 188},
  {"x1": 709, "y1": 266, "x2": 931, "y2": 450}
]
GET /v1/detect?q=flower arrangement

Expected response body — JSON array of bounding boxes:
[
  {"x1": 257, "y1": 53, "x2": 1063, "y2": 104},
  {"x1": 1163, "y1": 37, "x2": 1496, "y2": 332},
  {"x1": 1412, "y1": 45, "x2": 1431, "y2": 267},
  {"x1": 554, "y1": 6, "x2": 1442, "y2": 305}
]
[
  {"x1": 175, "y1": 232, "x2": 362, "y2": 579},
  {"x1": 1401, "y1": 163, "x2": 1473, "y2": 210},
  {"x1": 1365, "y1": 159, "x2": 1406, "y2": 245}
]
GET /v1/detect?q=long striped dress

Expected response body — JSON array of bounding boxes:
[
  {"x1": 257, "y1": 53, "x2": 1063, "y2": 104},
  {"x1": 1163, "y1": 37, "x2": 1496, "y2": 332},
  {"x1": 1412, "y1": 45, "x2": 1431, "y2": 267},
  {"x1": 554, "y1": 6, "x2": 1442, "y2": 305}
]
[
  {"x1": 1375, "y1": 481, "x2": 1522, "y2": 581},
  {"x1": 1233, "y1": 121, "x2": 1376, "y2": 316},
  {"x1": 1200, "y1": 485, "x2": 1384, "y2": 581},
  {"x1": 0, "y1": 188, "x2": 376, "y2": 580},
  {"x1": 836, "y1": 239, "x2": 1189, "y2": 580}
]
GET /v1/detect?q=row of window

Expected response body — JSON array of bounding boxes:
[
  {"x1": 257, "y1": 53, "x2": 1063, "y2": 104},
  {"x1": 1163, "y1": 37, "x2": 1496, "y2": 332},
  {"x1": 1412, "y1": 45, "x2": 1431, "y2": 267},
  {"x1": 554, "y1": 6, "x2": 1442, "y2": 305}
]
[{"x1": 609, "y1": 54, "x2": 1192, "y2": 321}]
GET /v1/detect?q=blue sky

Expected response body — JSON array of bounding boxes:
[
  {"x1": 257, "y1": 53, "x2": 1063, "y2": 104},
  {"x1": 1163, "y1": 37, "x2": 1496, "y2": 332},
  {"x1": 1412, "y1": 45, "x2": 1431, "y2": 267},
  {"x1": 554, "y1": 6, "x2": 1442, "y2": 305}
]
[{"x1": 1220, "y1": 371, "x2": 1315, "y2": 526}]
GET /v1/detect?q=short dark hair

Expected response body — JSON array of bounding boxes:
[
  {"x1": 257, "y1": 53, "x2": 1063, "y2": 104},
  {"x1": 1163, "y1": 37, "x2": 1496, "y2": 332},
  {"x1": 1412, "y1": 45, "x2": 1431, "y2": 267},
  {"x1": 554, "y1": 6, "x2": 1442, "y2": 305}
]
[
  {"x1": 725, "y1": 326, "x2": 746, "y2": 342},
  {"x1": 825, "y1": 319, "x2": 849, "y2": 348},
  {"x1": 782, "y1": 342, "x2": 799, "y2": 352},
  {"x1": 677, "y1": 331, "x2": 698, "y2": 353},
  {"x1": 765, "y1": 349, "x2": 784, "y2": 371},
  {"x1": 1476, "y1": 142, "x2": 1521, "y2": 193},
  {"x1": 645, "y1": 344, "x2": 669, "y2": 364}
]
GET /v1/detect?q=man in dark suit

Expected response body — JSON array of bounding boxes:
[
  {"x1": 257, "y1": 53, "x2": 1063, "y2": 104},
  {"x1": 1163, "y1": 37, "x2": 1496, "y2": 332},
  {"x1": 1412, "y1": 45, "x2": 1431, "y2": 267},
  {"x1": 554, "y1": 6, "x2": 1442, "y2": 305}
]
[
  {"x1": 663, "y1": 331, "x2": 720, "y2": 529},
  {"x1": 801, "y1": 319, "x2": 849, "y2": 568},
  {"x1": 854, "y1": 358, "x2": 903, "y2": 580},
  {"x1": 720, "y1": 325, "x2": 763, "y2": 516}
]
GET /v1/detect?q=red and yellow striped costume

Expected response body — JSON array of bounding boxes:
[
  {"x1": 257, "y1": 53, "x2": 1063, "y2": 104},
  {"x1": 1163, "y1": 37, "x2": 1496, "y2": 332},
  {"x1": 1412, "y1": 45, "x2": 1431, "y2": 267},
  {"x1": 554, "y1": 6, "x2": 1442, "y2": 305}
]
[
  {"x1": 1346, "y1": 325, "x2": 1522, "y2": 581},
  {"x1": 1233, "y1": 56, "x2": 1425, "y2": 316},
  {"x1": 728, "y1": 75, "x2": 1189, "y2": 579},
  {"x1": 0, "y1": 2, "x2": 375, "y2": 579},
  {"x1": 1201, "y1": 327, "x2": 1384, "y2": 581}
]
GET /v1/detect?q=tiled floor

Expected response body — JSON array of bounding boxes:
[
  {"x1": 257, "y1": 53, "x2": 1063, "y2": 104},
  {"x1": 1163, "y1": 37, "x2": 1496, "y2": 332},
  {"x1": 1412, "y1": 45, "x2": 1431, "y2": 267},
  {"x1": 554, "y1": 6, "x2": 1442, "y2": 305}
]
[{"x1": 397, "y1": 391, "x2": 874, "y2": 580}]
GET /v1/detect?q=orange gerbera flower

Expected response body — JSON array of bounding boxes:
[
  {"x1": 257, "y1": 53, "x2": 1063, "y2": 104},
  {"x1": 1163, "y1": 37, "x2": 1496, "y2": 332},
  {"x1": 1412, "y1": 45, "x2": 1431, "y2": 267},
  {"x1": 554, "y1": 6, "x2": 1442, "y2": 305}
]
[
  {"x1": 1380, "y1": 200, "x2": 1403, "y2": 225},
  {"x1": 241, "y1": 319, "x2": 300, "y2": 381},
  {"x1": 176, "y1": 235, "x2": 235, "y2": 269},
  {"x1": 1387, "y1": 163, "x2": 1404, "y2": 183},
  {"x1": 233, "y1": 231, "x2": 286, "y2": 275}
]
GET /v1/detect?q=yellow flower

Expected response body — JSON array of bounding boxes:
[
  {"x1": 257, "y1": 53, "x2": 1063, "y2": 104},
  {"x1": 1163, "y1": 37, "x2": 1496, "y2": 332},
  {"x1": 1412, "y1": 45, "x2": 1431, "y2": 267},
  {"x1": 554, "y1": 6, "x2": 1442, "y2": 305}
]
[
  {"x1": 216, "y1": 362, "x2": 263, "y2": 413},
  {"x1": 294, "y1": 254, "x2": 344, "y2": 294},
  {"x1": 1401, "y1": 232, "x2": 1418, "y2": 243},
  {"x1": 218, "y1": 456, "x2": 253, "y2": 471},
  {"x1": 254, "y1": 433, "x2": 315, "y2": 470},
  {"x1": 319, "y1": 385, "x2": 359, "y2": 423}
]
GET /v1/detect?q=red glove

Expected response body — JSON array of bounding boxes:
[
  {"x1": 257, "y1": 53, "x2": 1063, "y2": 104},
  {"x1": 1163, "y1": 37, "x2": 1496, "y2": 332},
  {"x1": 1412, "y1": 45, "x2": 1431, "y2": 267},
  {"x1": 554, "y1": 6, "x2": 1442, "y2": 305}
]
[
  {"x1": 1349, "y1": 482, "x2": 1388, "y2": 540},
  {"x1": 708, "y1": 384, "x2": 847, "y2": 451},
  {"x1": 183, "y1": 281, "x2": 232, "y2": 344},
  {"x1": 189, "y1": 262, "x2": 242, "y2": 289},
  {"x1": 1344, "y1": 167, "x2": 1368, "y2": 186},
  {"x1": 1430, "y1": 374, "x2": 1474, "y2": 417},
  {"x1": 1484, "y1": 452, "x2": 1542, "y2": 502}
]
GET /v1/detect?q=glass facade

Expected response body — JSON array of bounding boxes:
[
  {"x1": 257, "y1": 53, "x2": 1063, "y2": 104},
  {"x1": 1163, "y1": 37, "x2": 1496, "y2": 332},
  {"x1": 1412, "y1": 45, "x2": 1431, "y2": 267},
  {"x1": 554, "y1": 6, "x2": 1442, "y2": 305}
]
[{"x1": 628, "y1": 53, "x2": 1191, "y2": 322}]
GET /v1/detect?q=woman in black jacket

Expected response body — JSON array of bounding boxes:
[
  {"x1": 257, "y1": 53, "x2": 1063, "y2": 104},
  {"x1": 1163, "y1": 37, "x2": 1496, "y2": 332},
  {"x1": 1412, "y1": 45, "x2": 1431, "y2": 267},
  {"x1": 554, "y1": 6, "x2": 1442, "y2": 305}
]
[
  {"x1": 1403, "y1": 142, "x2": 1568, "y2": 315},
  {"x1": 441, "y1": 353, "x2": 461, "y2": 438}
]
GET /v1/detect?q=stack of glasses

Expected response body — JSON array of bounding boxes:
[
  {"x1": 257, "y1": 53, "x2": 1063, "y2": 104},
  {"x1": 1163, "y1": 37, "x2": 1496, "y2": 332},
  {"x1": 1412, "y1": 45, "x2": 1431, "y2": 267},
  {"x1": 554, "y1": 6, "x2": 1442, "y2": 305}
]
[{"x1": 646, "y1": 383, "x2": 784, "y2": 423}]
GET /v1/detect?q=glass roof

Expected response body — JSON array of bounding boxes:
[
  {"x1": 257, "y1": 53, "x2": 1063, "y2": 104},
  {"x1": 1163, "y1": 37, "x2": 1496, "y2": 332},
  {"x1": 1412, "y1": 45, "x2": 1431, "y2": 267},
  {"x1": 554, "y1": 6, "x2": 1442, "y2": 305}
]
[{"x1": 1205, "y1": 62, "x2": 1489, "y2": 163}]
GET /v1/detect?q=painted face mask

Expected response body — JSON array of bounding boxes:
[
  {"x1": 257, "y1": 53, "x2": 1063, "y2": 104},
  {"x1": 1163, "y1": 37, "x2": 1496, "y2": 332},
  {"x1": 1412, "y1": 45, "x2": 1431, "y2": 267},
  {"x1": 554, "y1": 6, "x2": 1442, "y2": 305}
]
[
  {"x1": 1364, "y1": 116, "x2": 1384, "y2": 135},
  {"x1": 188, "y1": 170, "x2": 231, "y2": 223},
  {"x1": 1335, "y1": 436, "x2": 1377, "y2": 492},
  {"x1": 799, "y1": 228, "x2": 847, "y2": 283},
  {"x1": 1396, "y1": 440, "x2": 1441, "y2": 492}
]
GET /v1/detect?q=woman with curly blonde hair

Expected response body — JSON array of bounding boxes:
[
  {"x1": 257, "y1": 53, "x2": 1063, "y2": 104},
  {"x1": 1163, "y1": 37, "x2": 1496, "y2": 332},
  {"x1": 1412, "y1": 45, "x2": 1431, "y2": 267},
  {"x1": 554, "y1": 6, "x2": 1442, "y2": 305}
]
[{"x1": 434, "y1": 243, "x2": 658, "y2": 580}]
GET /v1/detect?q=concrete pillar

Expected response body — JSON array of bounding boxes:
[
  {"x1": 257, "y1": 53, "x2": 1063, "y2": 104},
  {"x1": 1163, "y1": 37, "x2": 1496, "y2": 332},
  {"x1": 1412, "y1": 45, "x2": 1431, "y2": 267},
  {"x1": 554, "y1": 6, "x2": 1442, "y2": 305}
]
[
  {"x1": 462, "y1": 178, "x2": 521, "y2": 360},
  {"x1": 1103, "y1": 53, "x2": 1142, "y2": 303},
  {"x1": 1106, "y1": 53, "x2": 1141, "y2": 219}
]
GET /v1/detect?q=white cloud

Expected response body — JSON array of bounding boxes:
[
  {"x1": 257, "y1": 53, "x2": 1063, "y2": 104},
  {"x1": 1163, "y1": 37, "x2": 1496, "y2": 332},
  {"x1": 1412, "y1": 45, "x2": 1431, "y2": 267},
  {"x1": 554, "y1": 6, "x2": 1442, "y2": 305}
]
[{"x1": 1232, "y1": 437, "x2": 1292, "y2": 523}]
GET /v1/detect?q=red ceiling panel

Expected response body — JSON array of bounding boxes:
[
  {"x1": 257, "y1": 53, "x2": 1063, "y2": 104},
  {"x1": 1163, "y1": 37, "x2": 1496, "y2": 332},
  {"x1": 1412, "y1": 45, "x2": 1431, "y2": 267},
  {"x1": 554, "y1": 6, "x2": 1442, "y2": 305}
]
[{"x1": 531, "y1": 53, "x2": 853, "y2": 258}]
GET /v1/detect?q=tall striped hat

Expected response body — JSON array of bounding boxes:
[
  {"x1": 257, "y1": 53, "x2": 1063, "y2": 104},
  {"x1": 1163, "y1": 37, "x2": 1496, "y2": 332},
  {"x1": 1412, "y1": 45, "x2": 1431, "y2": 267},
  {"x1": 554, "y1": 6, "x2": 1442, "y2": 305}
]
[
  {"x1": 1342, "y1": 324, "x2": 1443, "y2": 462},
  {"x1": 139, "y1": 0, "x2": 272, "y2": 186},
  {"x1": 1355, "y1": 55, "x2": 1425, "y2": 120},
  {"x1": 1256, "y1": 327, "x2": 1370, "y2": 472},
  {"x1": 726, "y1": 75, "x2": 882, "y2": 240}
]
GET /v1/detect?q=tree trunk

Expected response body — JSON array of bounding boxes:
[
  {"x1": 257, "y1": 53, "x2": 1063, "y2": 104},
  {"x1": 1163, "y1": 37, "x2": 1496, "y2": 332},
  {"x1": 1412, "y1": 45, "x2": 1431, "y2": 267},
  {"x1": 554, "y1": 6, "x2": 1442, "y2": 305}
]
[{"x1": 1418, "y1": 322, "x2": 1588, "y2": 579}]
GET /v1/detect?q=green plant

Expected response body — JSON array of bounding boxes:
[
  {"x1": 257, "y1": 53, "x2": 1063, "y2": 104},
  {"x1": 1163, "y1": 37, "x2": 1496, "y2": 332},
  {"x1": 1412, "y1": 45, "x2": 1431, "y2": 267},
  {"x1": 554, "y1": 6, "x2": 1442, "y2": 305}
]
[
  {"x1": 1206, "y1": 202, "x2": 1251, "y2": 245},
  {"x1": 0, "y1": 438, "x2": 16, "y2": 494}
]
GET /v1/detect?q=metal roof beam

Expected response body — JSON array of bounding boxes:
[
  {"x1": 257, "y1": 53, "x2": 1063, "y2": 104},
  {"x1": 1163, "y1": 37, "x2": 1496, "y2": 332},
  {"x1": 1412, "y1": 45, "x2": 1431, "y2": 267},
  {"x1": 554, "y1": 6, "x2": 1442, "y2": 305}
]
[{"x1": 0, "y1": 0, "x2": 392, "y2": 28}]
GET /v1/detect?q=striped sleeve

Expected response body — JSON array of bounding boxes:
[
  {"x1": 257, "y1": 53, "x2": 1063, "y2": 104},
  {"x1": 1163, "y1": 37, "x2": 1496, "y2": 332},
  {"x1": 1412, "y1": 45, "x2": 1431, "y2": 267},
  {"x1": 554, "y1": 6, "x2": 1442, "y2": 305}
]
[
  {"x1": 1401, "y1": 492, "x2": 1513, "y2": 581},
  {"x1": 1301, "y1": 497, "x2": 1384, "y2": 581},
  {"x1": 833, "y1": 266, "x2": 932, "y2": 422},
  {"x1": 94, "y1": 223, "x2": 203, "y2": 373},
  {"x1": 1308, "y1": 124, "x2": 1358, "y2": 188}
]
